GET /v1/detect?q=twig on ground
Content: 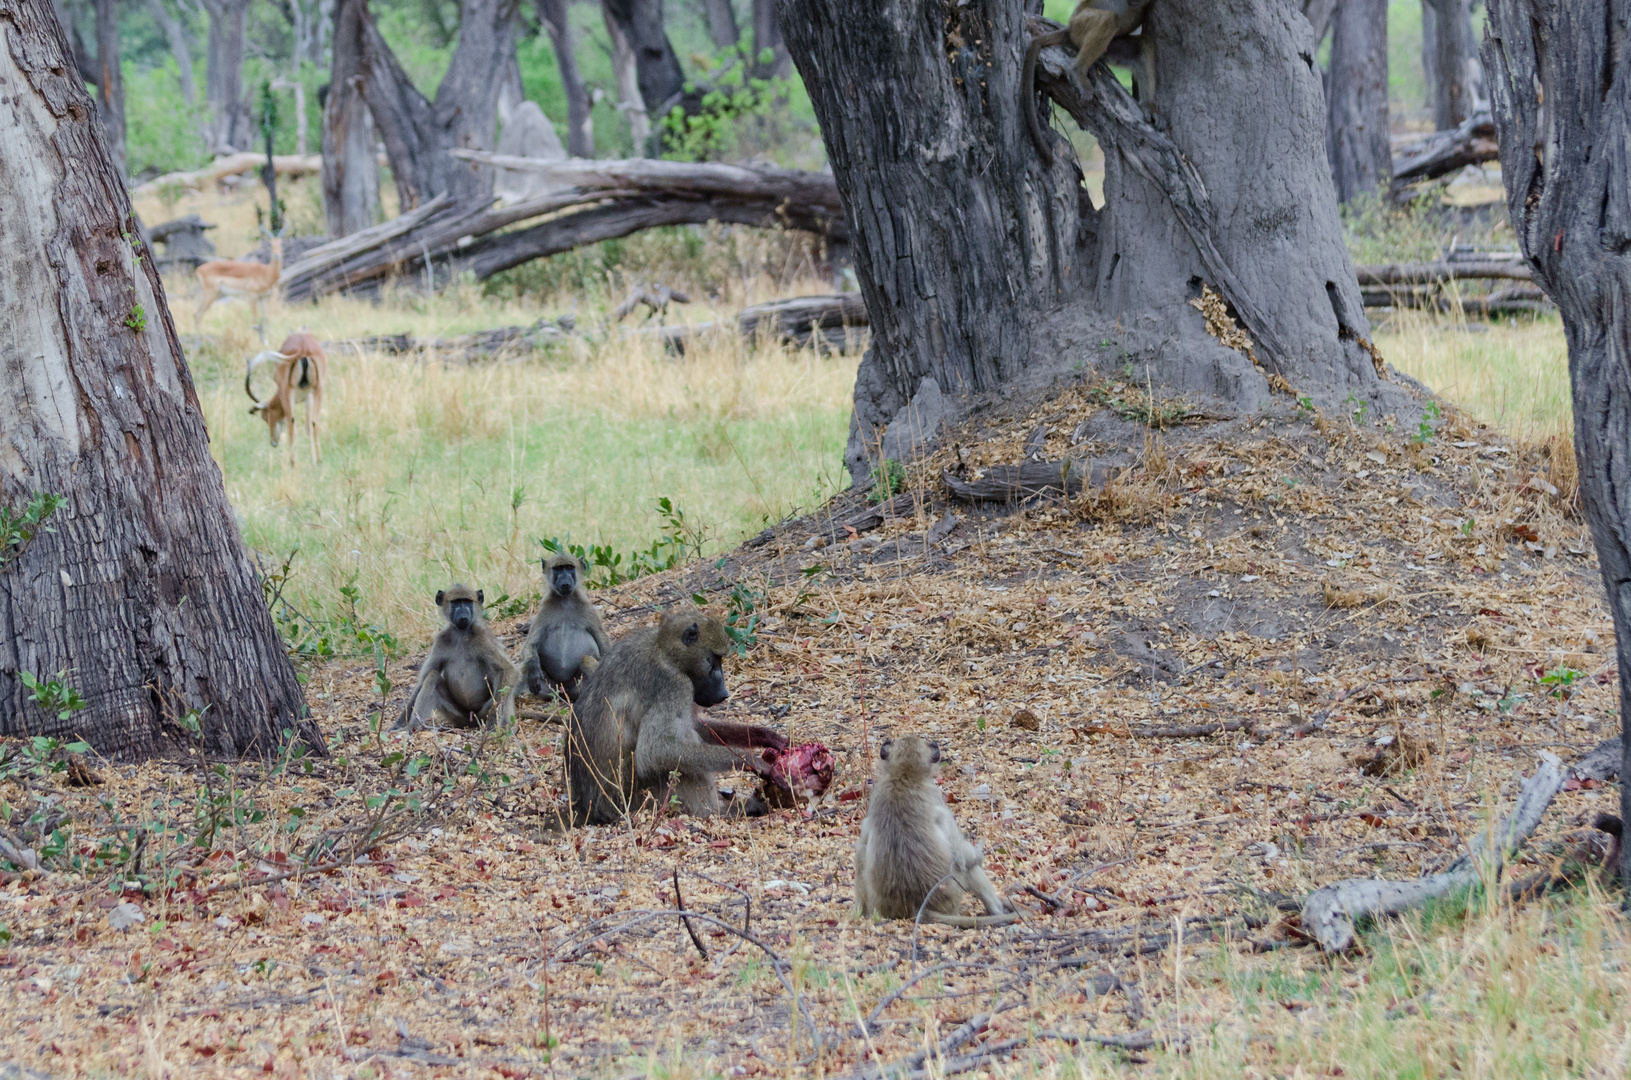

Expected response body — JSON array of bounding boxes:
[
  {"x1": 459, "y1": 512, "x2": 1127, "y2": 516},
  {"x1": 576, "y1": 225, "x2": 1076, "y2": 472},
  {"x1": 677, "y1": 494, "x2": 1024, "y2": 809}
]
[{"x1": 674, "y1": 867, "x2": 709, "y2": 960}]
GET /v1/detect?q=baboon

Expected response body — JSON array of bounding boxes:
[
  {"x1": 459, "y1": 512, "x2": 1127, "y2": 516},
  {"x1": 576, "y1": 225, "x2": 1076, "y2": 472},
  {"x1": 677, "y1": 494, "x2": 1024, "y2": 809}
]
[
  {"x1": 565, "y1": 607, "x2": 777, "y2": 824},
  {"x1": 853, "y1": 735, "x2": 1018, "y2": 927},
  {"x1": 1024, "y1": 0, "x2": 1156, "y2": 166},
  {"x1": 399, "y1": 585, "x2": 519, "y2": 731},
  {"x1": 519, "y1": 552, "x2": 611, "y2": 698}
]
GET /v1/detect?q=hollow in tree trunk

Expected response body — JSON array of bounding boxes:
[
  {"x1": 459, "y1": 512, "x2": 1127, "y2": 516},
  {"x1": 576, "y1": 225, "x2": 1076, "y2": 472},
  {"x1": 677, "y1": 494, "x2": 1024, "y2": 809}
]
[
  {"x1": 202, "y1": 0, "x2": 253, "y2": 152},
  {"x1": 781, "y1": 0, "x2": 1411, "y2": 485},
  {"x1": 536, "y1": 0, "x2": 594, "y2": 156},
  {"x1": 1326, "y1": 0, "x2": 1390, "y2": 202},
  {"x1": 328, "y1": 0, "x2": 518, "y2": 210},
  {"x1": 1483, "y1": 0, "x2": 1631, "y2": 885},
  {"x1": 0, "y1": 0, "x2": 315, "y2": 758},
  {"x1": 1421, "y1": 0, "x2": 1480, "y2": 131}
]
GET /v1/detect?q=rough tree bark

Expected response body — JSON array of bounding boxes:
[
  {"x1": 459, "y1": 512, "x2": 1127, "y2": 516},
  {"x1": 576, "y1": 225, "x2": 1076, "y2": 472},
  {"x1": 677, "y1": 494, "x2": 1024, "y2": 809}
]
[
  {"x1": 1326, "y1": 0, "x2": 1390, "y2": 202},
  {"x1": 57, "y1": 0, "x2": 126, "y2": 172},
  {"x1": 1483, "y1": 0, "x2": 1631, "y2": 885},
  {"x1": 1421, "y1": 0, "x2": 1479, "y2": 130},
  {"x1": 537, "y1": 0, "x2": 593, "y2": 156},
  {"x1": 202, "y1": 0, "x2": 253, "y2": 152},
  {"x1": 0, "y1": 0, "x2": 316, "y2": 758},
  {"x1": 702, "y1": 0, "x2": 736, "y2": 49},
  {"x1": 328, "y1": 0, "x2": 518, "y2": 210},
  {"x1": 783, "y1": 0, "x2": 1407, "y2": 484},
  {"x1": 321, "y1": 0, "x2": 380, "y2": 237},
  {"x1": 602, "y1": 0, "x2": 686, "y2": 119}
]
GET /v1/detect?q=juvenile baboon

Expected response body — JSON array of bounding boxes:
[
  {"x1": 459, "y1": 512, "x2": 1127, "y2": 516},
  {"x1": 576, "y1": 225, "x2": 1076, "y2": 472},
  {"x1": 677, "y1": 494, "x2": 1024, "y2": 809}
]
[
  {"x1": 399, "y1": 585, "x2": 520, "y2": 731},
  {"x1": 519, "y1": 552, "x2": 610, "y2": 698},
  {"x1": 1024, "y1": 0, "x2": 1156, "y2": 166},
  {"x1": 853, "y1": 735, "x2": 1018, "y2": 927},
  {"x1": 565, "y1": 607, "x2": 776, "y2": 824}
]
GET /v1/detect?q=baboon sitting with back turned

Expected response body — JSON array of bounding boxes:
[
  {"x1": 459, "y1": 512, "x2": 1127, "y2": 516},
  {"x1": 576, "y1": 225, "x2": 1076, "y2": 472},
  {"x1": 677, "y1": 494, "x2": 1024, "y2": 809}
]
[
  {"x1": 518, "y1": 552, "x2": 610, "y2": 699},
  {"x1": 566, "y1": 606, "x2": 781, "y2": 824},
  {"x1": 854, "y1": 735, "x2": 1018, "y2": 927},
  {"x1": 399, "y1": 585, "x2": 519, "y2": 731}
]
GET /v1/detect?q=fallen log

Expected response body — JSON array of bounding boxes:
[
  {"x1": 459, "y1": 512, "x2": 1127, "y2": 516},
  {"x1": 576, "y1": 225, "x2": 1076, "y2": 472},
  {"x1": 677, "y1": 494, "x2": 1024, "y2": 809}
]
[
  {"x1": 1391, "y1": 111, "x2": 1499, "y2": 185},
  {"x1": 277, "y1": 158, "x2": 849, "y2": 301},
  {"x1": 1355, "y1": 260, "x2": 1533, "y2": 285},
  {"x1": 327, "y1": 317, "x2": 575, "y2": 361},
  {"x1": 651, "y1": 292, "x2": 870, "y2": 353},
  {"x1": 449, "y1": 151, "x2": 844, "y2": 218},
  {"x1": 943, "y1": 459, "x2": 1088, "y2": 504},
  {"x1": 132, "y1": 152, "x2": 323, "y2": 196},
  {"x1": 1300, "y1": 752, "x2": 1565, "y2": 951}
]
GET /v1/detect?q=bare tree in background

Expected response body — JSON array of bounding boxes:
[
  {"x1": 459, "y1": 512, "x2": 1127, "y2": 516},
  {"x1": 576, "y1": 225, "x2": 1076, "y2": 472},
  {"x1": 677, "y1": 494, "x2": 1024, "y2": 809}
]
[
  {"x1": 602, "y1": 0, "x2": 686, "y2": 122},
  {"x1": 202, "y1": 0, "x2": 254, "y2": 151},
  {"x1": 700, "y1": 0, "x2": 735, "y2": 48},
  {"x1": 749, "y1": 0, "x2": 786, "y2": 77},
  {"x1": 326, "y1": 0, "x2": 518, "y2": 210},
  {"x1": 602, "y1": 1, "x2": 649, "y2": 148},
  {"x1": 1326, "y1": 0, "x2": 1390, "y2": 202},
  {"x1": 1483, "y1": 0, "x2": 1631, "y2": 886},
  {"x1": 1421, "y1": 0, "x2": 1481, "y2": 130},
  {"x1": 537, "y1": 0, "x2": 593, "y2": 155},
  {"x1": 0, "y1": 0, "x2": 316, "y2": 757},
  {"x1": 145, "y1": 0, "x2": 197, "y2": 104}
]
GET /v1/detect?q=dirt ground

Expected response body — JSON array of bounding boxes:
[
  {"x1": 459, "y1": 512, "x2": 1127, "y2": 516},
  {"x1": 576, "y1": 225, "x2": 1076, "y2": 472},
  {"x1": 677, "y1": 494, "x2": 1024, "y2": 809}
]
[{"x1": 0, "y1": 372, "x2": 1621, "y2": 1078}]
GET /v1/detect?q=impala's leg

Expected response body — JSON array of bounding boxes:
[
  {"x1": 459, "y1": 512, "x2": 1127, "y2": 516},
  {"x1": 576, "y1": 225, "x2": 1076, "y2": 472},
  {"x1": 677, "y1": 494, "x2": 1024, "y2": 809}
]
[
  {"x1": 307, "y1": 394, "x2": 319, "y2": 464},
  {"x1": 194, "y1": 284, "x2": 217, "y2": 330}
]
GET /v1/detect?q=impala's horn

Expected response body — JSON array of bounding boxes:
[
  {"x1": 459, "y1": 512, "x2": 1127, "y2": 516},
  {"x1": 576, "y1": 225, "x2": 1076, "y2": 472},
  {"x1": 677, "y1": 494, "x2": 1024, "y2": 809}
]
[{"x1": 244, "y1": 351, "x2": 291, "y2": 411}]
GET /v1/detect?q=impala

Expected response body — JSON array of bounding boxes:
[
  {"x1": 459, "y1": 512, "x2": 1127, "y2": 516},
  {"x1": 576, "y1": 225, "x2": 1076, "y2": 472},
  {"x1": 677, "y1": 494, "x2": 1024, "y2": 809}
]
[
  {"x1": 245, "y1": 331, "x2": 326, "y2": 464},
  {"x1": 195, "y1": 232, "x2": 282, "y2": 330}
]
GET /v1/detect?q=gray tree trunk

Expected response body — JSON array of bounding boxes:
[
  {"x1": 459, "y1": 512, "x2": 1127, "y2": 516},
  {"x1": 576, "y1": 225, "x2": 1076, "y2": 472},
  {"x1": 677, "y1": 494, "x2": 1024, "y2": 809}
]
[
  {"x1": 329, "y1": 0, "x2": 517, "y2": 210},
  {"x1": 1302, "y1": 0, "x2": 1336, "y2": 42},
  {"x1": 703, "y1": 0, "x2": 736, "y2": 49},
  {"x1": 1326, "y1": 0, "x2": 1390, "y2": 202},
  {"x1": 1483, "y1": 0, "x2": 1631, "y2": 885},
  {"x1": 537, "y1": 0, "x2": 594, "y2": 155},
  {"x1": 1421, "y1": 0, "x2": 1479, "y2": 130},
  {"x1": 202, "y1": 0, "x2": 253, "y2": 152},
  {"x1": 145, "y1": 0, "x2": 196, "y2": 104},
  {"x1": 321, "y1": 0, "x2": 381, "y2": 236},
  {"x1": 602, "y1": 0, "x2": 686, "y2": 119},
  {"x1": 749, "y1": 0, "x2": 787, "y2": 77},
  {"x1": 57, "y1": 0, "x2": 126, "y2": 172},
  {"x1": 0, "y1": 0, "x2": 316, "y2": 758},
  {"x1": 782, "y1": 0, "x2": 1408, "y2": 485}
]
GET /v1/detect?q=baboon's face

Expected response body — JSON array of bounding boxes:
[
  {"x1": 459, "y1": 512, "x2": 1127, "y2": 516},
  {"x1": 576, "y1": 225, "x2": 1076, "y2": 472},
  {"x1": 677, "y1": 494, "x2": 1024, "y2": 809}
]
[
  {"x1": 550, "y1": 561, "x2": 578, "y2": 598},
  {"x1": 438, "y1": 587, "x2": 481, "y2": 630},
  {"x1": 691, "y1": 644, "x2": 729, "y2": 707}
]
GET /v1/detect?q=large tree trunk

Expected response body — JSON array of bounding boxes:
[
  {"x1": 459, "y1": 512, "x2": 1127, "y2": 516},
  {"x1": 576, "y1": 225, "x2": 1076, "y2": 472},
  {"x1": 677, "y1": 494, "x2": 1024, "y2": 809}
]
[
  {"x1": 56, "y1": 0, "x2": 126, "y2": 172},
  {"x1": 1421, "y1": 0, "x2": 1479, "y2": 130},
  {"x1": 1483, "y1": 0, "x2": 1631, "y2": 886},
  {"x1": 537, "y1": 0, "x2": 593, "y2": 156},
  {"x1": 1326, "y1": 0, "x2": 1390, "y2": 202},
  {"x1": 783, "y1": 0, "x2": 1407, "y2": 485},
  {"x1": 602, "y1": 0, "x2": 685, "y2": 119},
  {"x1": 330, "y1": 0, "x2": 517, "y2": 210},
  {"x1": 321, "y1": 0, "x2": 380, "y2": 237},
  {"x1": 0, "y1": 0, "x2": 316, "y2": 758},
  {"x1": 145, "y1": 0, "x2": 196, "y2": 104},
  {"x1": 202, "y1": 0, "x2": 253, "y2": 152}
]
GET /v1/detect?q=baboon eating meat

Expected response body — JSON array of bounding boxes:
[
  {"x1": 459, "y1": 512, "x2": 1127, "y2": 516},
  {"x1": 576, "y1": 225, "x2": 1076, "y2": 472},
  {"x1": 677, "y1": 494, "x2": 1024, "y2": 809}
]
[
  {"x1": 399, "y1": 584, "x2": 519, "y2": 731},
  {"x1": 565, "y1": 607, "x2": 779, "y2": 824},
  {"x1": 519, "y1": 552, "x2": 610, "y2": 698},
  {"x1": 854, "y1": 735, "x2": 1018, "y2": 927}
]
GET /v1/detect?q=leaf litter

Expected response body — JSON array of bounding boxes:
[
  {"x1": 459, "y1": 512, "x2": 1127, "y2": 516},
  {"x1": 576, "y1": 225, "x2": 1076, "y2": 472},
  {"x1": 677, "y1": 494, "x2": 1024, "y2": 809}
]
[{"x1": 0, "y1": 379, "x2": 1623, "y2": 1077}]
